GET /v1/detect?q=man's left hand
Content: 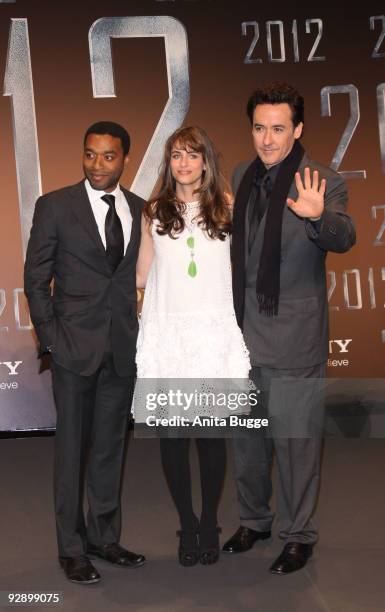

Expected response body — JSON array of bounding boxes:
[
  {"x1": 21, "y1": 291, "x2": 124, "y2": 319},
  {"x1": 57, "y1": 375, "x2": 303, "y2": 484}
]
[{"x1": 286, "y1": 167, "x2": 326, "y2": 221}]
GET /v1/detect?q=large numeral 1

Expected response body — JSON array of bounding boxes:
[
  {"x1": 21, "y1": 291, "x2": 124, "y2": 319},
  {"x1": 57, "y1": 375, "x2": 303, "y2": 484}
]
[
  {"x1": 376, "y1": 83, "x2": 385, "y2": 173},
  {"x1": 89, "y1": 16, "x2": 190, "y2": 200},
  {"x1": 342, "y1": 269, "x2": 362, "y2": 309},
  {"x1": 3, "y1": 18, "x2": 42, "y2": 258},
  {"x1": 320, "y1": 85, "x2": 366, "y2": 180}
]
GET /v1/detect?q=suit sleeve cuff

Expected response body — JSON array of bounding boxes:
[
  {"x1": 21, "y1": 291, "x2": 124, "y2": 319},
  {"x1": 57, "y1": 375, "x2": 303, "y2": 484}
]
[
  {"x1": 38, "y1": 345, "x2": 53, "y2": 358},
  {"x1": 305, "y1": 213, "x2": 324, "y2": 238}
]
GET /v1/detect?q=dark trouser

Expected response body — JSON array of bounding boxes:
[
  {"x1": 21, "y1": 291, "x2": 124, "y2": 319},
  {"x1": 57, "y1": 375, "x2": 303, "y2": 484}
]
[
  {"x1": 160, "y1": 438, "x2": 226, "y2": 530},
  {"x1": 51, "y1": 351, "x2": 134, "y2": 558},
  {"x1": 232, "y1": 363, "x2": 325, "y2": 545}
]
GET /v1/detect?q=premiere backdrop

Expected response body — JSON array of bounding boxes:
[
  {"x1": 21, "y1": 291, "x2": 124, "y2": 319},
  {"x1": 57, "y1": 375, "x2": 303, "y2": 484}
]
[{"x1": 0, "y1": 0, "x2": 384, "y2": 431}]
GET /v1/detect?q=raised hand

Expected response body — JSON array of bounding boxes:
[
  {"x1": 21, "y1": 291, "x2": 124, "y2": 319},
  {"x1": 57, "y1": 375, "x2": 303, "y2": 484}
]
[{"x1": 286, "y1": 167, "x2": 326, "y2": 220}]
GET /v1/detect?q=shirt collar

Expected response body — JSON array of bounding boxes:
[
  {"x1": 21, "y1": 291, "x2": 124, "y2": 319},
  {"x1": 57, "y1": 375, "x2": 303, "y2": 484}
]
[
  {"x1": 265, "y1": 161, "x2": 280, "y2": 185},
  {"x1": 84, "y1": 178, "x2": 121, "y2": 204}
]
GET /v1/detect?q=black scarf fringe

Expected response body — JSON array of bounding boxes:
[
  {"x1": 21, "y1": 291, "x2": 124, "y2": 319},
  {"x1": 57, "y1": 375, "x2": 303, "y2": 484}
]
[{"x1": 256, "y1": 293, "x2": 278, "y2": 317}]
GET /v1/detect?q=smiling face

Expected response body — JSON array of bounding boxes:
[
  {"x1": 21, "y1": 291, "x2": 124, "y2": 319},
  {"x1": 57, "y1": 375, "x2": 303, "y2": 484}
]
[
  {"x1": 251, "y1": 103, "x2": 303, "y2": 167},
  {"x1": 83, "y1": 133, "x2": 129, "y2": 192},
  {"x1": 170, "y1": 142, "x2": 206, "y2": 194}
]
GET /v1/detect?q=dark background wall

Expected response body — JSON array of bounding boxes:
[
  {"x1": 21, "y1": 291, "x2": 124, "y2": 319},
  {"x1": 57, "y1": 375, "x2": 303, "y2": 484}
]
[{"x1": 0, "y1": 1, "x2": 384, "y2": 430}]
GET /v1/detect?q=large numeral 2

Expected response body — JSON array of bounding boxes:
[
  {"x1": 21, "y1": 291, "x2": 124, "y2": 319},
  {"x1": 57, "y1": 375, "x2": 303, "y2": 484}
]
[
  {"x1": 89, "y1": 16, "x2": 190, "y2": 200},
  {"x1": 321, "y1": 85, "x2": 366, "y2": 180}
]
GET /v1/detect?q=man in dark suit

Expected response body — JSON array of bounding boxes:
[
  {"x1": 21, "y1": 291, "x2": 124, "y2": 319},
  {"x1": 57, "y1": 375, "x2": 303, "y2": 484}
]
[
  {"x1": 223, "y1": 83, "x2": 356, "y2": 574},
  {"x1": 24, "y1": 122, "x2": 145, "y2": 584}
]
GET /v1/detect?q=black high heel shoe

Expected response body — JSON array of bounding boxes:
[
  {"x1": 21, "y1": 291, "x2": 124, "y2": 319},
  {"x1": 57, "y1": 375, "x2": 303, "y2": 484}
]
[
  {"x1": 199, "y1": 527, "x2": 222, "y2": 565},
  {"x1": 176, "y1": 529, "x2": 199, "y2": 567}
]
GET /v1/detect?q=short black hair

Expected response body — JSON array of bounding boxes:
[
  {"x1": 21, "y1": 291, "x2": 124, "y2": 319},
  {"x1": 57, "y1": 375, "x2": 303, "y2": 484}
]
[
  {"x1": 84, "y1": 121, "x2": 130, "y2": 155},
  {"x1": 246, "y1": 82, "x2": 304, "y2": 127}
]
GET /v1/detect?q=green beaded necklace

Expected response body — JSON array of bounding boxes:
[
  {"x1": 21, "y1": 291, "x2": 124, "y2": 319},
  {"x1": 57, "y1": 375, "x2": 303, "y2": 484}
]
[
  {"x1": 185, "y1": 201, "x2": 199, "y2": 278},
  {"x1": 187, "y1": 235, "x2": 197, "y2": 277}
]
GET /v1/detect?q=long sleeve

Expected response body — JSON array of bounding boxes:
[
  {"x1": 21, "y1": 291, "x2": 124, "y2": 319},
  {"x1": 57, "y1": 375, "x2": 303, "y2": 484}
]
[
  {"x1": 305, "y1": 173, "x2": 356, "y2": 253},
  {"x1": 24, "y1": 195, "x2": 58, "y2": 350}
]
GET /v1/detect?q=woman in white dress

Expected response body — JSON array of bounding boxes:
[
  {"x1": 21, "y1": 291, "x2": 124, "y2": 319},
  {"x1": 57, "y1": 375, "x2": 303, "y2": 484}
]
[{"x1": 136, "y1": 126, "x2": 250, "y2": 566}]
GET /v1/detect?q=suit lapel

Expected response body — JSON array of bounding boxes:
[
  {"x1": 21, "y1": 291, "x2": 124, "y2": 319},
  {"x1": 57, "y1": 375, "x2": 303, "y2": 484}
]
[
  {"x1": 115, "y1": 187, "x2": 139, "y2": 270},
  {"x1": 247, "y1": 214, "x2": 265, "y2": 267},
  {"x1": 287, "y1": 153, "x2": 309, "y2": 200},
  {"x1": 246, "y1": 152, "x2": 309, "y2": 268},
  {"x1": 67, "y1": 181, "x2": 141, "y2": 275},
  {"x1": 69, "y1": 181, "x2": 106, "y2": 255},
  {"x1": 121, "y1": 186, "x2": 136, "y2": 224}
]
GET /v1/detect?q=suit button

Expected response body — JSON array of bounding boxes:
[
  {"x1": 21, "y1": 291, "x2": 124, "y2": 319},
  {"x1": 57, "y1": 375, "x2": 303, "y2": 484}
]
[{"x1": 329, "y1": 225, "x2": 336, "y2": 235}]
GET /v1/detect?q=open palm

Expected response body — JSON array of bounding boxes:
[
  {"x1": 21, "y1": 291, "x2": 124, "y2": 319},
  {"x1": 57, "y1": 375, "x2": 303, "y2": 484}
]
[{"x1": 287, "y1": 167, "x2": 326, "y2": 220}]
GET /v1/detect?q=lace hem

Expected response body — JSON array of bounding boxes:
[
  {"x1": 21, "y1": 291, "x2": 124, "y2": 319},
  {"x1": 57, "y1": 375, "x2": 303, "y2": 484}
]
[{"x1": 136, "y1": 310, "x2": 250, "y2": 379}]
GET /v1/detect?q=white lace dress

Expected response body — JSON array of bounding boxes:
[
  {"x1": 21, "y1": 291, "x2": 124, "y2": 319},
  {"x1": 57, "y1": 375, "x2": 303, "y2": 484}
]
[{"x1": 135, "y1": 202, "x2": 251, "y2": 420}]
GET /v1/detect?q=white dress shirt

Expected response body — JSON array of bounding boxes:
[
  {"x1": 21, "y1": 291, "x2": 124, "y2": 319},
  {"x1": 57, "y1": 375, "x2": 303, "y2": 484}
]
[{"x1": 84, "y1": 179, "x2": 132, "y2": 253}]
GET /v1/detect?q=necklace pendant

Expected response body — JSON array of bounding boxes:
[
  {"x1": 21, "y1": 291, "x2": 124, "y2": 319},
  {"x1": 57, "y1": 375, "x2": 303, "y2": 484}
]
[{"x1": 188, "y1": 260, "x2": 197, "y2": 277}]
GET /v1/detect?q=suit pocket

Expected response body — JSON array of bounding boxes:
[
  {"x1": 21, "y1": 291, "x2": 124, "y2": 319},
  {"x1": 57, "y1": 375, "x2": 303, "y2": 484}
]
[
  {"x1": 53, "y1": 298, "x2": 89, "y2": 317},
  {"x1": 279, "y1": 296, "x2": 319, "y2": 315}
]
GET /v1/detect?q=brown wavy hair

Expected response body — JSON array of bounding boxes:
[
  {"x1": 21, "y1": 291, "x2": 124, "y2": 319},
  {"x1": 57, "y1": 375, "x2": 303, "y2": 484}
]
[{"x1": 144, "y1": 126, "x2": 231, "y2": 240}]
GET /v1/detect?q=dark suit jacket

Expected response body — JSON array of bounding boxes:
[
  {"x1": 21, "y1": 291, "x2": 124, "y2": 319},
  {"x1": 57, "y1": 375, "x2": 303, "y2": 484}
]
[
  {"x1": 24, "y1": 181, "x2": 144, "y2": 377},
  {"x1": 232, "y1": 152, "x2": 356, "y2": 369}
]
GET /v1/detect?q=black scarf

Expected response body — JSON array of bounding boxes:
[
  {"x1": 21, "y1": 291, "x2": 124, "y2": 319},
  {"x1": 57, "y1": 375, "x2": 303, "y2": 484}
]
[{"x1": 235, "y1": 140, "x2": 305, "y2": 316}]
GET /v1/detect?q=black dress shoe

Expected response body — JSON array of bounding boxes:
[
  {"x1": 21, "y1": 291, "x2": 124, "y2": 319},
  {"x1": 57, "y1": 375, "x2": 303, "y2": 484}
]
[
  {"x1": 269, "y1": 542, "x2": 313, "y2": 575},
  {"x1": 59, "y1": 556, "x2": 100, "y2": 584},
  {"x1": 87, "y1": 543, "x2": 146, "y2": 568},
  {"x1": 222, "y1": 526, "x2": 271, "y2": 553}
]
